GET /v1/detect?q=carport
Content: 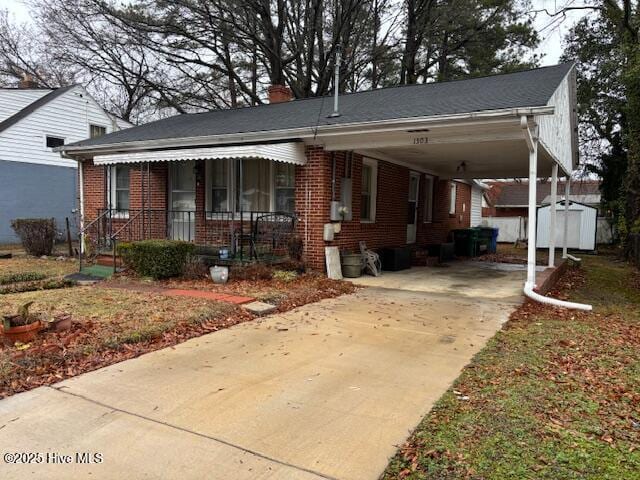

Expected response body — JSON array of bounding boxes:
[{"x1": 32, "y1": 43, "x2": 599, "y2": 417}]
[{"x1": 318, "y1": 63, "x2": 591, "y2": 310}]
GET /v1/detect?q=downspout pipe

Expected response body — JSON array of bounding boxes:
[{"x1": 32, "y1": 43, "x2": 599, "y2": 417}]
[{"x1": 520, "y1": 116, "x2": 592, "y2": 311}]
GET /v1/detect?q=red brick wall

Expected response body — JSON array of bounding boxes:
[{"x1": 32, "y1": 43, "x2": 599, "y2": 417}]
[
  {"x1": 294, "y1": 147, "x2": 473, "y2": 269},
  {"x1": 82, "y1": 149, "x2": 472, "y2": 270}
]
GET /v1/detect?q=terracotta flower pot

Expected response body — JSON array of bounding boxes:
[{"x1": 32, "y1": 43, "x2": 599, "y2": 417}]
[
  {"x1": 50, "y1": 314, "x2": 72, "y2": 332},
  {"x1": 2, "y1": 319, "x2": 41, "y2": 345}
]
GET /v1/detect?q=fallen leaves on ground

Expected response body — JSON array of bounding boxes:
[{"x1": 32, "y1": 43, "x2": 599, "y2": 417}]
[{"x1": 383, "y1": 255, "x2": 640, "y2": 480}]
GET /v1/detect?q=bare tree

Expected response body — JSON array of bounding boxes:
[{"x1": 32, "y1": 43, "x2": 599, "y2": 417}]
[{"x1": 0, "y1": 9, "x2": 75, "y2": 87}]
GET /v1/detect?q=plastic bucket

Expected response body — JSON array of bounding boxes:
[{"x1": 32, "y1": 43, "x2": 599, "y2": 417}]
[{"x1": 341, "y1": 253, "x2": 363, "y2": 278}]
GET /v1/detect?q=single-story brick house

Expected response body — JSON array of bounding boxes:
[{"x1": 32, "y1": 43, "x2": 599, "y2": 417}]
[{"x1": 58, "y1": 63, "x2": 579, "y2": 301}]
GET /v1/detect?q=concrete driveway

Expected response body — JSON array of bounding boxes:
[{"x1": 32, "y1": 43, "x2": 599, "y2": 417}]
[{"x1": 0, "y1": 262, "x2": 524, "y2": 480}]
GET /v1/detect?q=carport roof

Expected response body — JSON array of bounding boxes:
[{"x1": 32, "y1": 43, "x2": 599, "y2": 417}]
[{"x1": 61, "y1": 63, "x2": 574, "y2": 153}]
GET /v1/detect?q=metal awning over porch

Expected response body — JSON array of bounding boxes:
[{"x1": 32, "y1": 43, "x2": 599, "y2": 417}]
[{"x1": 92, "y1": 142, "x2": 307, "y2": 166}]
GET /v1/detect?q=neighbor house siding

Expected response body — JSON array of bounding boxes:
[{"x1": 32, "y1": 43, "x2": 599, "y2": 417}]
[
  {"x1": 0, "y1": 86, "x2": 120, "y2": 169},
  {"x1": 0, "y1": 159, "x2": 77, "y2": 243}
]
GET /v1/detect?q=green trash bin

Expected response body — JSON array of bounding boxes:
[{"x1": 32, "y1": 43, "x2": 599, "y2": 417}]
[{"x1": 452, "y1": 228, "x2": 480, "y2": 257}]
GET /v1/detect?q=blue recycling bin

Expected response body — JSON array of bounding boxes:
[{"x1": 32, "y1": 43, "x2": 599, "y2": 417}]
[{"x1": 478, "y1": 227, "x2": 499, "y2": 254}]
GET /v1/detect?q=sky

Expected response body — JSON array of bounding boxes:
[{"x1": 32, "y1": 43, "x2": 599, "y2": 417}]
[{"x1": 3, "y1": 0, "x2": 589, "y2": 66}]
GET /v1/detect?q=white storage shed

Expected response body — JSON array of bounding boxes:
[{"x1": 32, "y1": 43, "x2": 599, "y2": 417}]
[{"x1": 537, "y1": 201, "x2": 597, "y2": 251}]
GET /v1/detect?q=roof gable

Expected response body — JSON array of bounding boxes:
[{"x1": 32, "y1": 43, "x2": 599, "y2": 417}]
[{"x1": 0, "y1": 85, "x2": 78, "y2": 134}]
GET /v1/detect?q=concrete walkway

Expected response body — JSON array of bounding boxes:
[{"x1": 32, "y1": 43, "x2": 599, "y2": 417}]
[{"x1": 0, "y1": 263, "x2": 524, "y2": 480}]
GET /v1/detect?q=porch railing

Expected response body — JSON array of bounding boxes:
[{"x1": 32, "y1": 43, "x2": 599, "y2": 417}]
[{"x1": 82, "y1": 209, "x2": 297, "y2": 272}]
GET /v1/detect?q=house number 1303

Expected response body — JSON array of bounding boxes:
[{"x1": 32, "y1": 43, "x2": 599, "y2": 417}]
[{"x1": 412, "y1": 137, "x2": 428, "y2": 145}]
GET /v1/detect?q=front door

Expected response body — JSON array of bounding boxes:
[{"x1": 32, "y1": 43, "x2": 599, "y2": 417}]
[
  {"x1": 169, "y1": 161, "x2": 196, "y2": 241},
  {"x1": 407, "y1": 172, "x2": 420, "y2": 244}
]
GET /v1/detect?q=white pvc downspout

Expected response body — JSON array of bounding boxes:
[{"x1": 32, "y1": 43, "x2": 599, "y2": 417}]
[{"x1": 520, "y1": 116, "x2": 592, "y2": 311}]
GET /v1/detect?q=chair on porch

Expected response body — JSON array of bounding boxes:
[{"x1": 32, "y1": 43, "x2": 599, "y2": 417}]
[{"x1": 359, "y1": 241, "x2": 382, "y2": 276}]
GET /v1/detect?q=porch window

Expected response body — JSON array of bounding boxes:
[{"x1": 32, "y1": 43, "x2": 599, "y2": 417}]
[
  {"x1": 208, "y1": 159, "x2": 229, "y2": 211},
  {"x1": 205, "y1": 158, "x2": 296, "y2": 213},
  {"x1": 424, "y1": 174, "x2": 434, "y2": 222},
  {"x1": 360, "y1": 158, "x2": 378, "y2": 222},
  {"x1": 274, "y1": 162, "x2": 295, "y2": 213},
  {"x1": 111, "y1": 165, "x2": 131, "y2": 211},
  {"x1": 449, "y1": 182, "x2": 457, "y2": 215},
  {"x1": 237, "y1": 158, "x2": 271, "y2": 211}
]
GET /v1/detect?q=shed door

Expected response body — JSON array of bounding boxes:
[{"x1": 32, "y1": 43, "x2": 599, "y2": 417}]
[
  {"x1": 555, "y1": 210, "x2": 581, "y2": 248},
  {"x1": 407, "y1": 172, "x2": 420, "y2": 244}
]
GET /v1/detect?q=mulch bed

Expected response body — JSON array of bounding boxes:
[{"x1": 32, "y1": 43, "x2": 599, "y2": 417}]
[{"x1": 1, "y1": 312, "x2": 249, "y2": 398}]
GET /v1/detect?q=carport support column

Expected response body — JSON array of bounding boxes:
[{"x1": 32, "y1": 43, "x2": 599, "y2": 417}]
[
  {"x1": 548, "y1": 164, "x2": 558, "y2": 267},
  {"x1": 524, "y1": 119, "x2": 538, "y2": 289},
  {"x1": 562, "y1": 176, "x2": 571, "y2": 258}
]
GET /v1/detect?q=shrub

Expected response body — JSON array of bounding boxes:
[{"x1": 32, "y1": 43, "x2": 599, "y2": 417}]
[
  {"x1": 0, "y1": 278, "x2": 75, "y2": 295},
  {"x1": 117, "y1": 240, "x2": 195, "y2": 279},
  {"x1": 11, "y1": 218, "x2": 56, "y2": 256},
  {"x1": 0, "y1": 271, "x2": 47, "y2": 285}
]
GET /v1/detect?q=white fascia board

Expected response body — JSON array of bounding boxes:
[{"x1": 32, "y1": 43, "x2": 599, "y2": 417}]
[{"x1": 58, "y1": 105, "x2": 555, "y2": 158}]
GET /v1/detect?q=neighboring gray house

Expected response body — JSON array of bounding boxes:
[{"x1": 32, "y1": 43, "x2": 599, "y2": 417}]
[{"x1": 0, "y1": 78, "x2": 132, "y2": 243}]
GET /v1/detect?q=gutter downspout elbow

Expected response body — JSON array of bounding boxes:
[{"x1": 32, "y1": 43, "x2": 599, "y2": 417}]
[{"x1": 523, "y1": 281, "x2": 592, "y2": 311}]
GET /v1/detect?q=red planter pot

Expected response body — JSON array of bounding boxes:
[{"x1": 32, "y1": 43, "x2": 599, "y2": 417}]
[{"x1": 2, "y1": 320, "x2": 41, "y2": 345}]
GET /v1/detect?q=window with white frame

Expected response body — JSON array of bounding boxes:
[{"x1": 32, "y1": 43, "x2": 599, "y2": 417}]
[
  {"x1": 423, "y1": 175, "x2": 434, "y2": 222},
  {"x1": 360, "y1": 158, "x2": 378, "y2": 222},
  {"x1": 449, "y1": 182, "x2": 457, "y2": 215},
  {"x1": 205, "y1": 159, "x2": 296, "y2": 213},
  {"x1": 110, "y1": 165, "x2": 131, "y2": 212},
  {"x1": 90, "y1": 124, "x2": 106, "y2": 138},
  {"x1": 46, "y1": 136, "x2": 64, "y2": 149}
]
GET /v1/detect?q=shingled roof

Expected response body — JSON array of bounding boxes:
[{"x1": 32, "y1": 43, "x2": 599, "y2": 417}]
[{"x1": 62, "y1": 63, "x2": 574, "y2": 151}]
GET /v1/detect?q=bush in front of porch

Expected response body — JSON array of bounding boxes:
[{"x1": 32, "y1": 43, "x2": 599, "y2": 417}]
[{"x1": 117, "y1": 240, "x2": 195, "y2": 279}]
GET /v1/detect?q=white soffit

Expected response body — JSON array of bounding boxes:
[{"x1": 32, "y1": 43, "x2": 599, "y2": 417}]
[{"x1": 92, "y1": 142, "x2": 307, "y2": 166}]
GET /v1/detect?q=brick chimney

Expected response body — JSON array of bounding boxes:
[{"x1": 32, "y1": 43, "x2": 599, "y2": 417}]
[
  {"x1": 18, "y1": 73, "x2": 39, "y2": 89},
  {"x1": 268, "y1": 84, "x2": 293, "y2": 104}
]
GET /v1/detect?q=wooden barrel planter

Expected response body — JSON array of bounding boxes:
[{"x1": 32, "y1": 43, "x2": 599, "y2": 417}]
[{"x1": 341, "y1": 253, "x2": 363, "y2": 278}]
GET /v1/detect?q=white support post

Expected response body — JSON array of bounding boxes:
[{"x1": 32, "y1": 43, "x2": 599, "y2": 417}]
[
  {"x1": 526, "y1": 139, "x2": 538, "y2": 288},
  {"x1": 548, "y1": 164, "x2": 558, "y2": 267},
  {"x1": 562, "y1": 176, "x2": 571, "y2": 258}
]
